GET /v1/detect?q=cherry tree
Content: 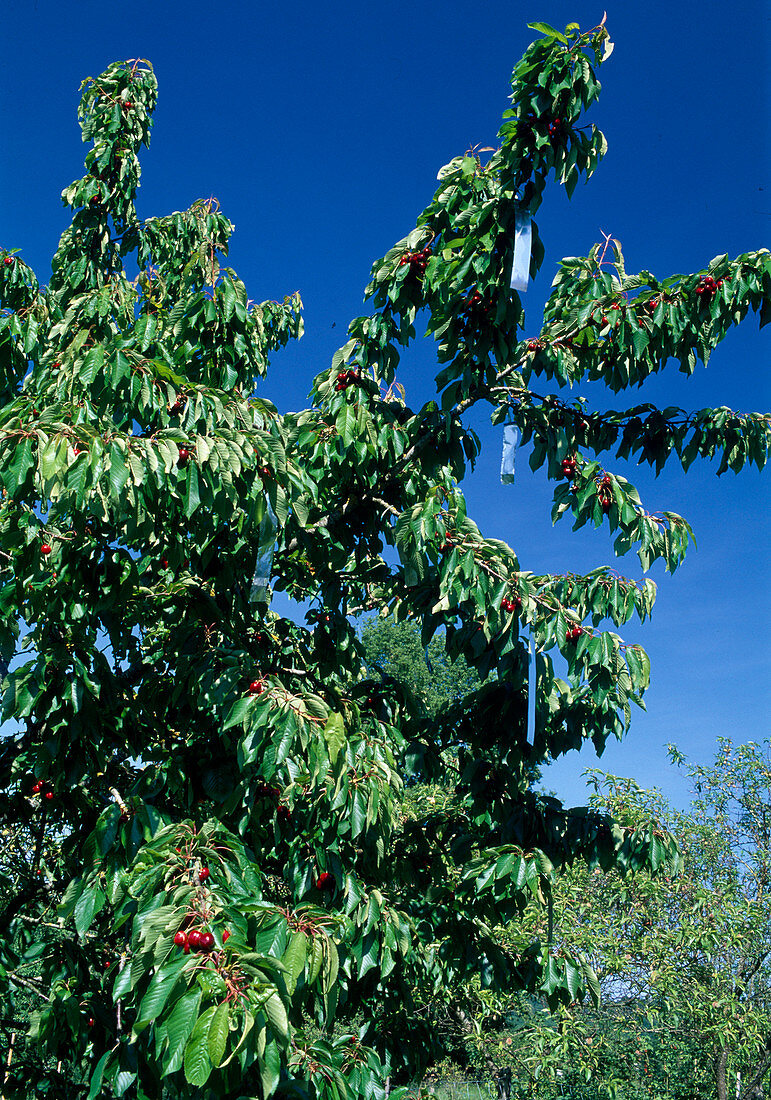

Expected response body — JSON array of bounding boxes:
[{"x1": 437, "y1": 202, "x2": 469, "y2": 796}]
[{"x1": 0, "y1": 19, "x2": 768, "y2": 1100}]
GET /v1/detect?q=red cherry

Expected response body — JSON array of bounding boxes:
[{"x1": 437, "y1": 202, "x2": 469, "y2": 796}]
[
  {"x1": 173, "y1": 931, "x2": 187, "y2": 946},
  {"x1": 161, "y1": 558, "x2": 168, "y2": 567},
  {"x1": 31, "y1": 781, "x2": 43, "y2": 794},
  {"x1": 3, "y1": 257, "x2": 13, "y2": 266},
  {"x1": 188, "y1": 930, "x2": 203, "y2": 949},
  {"x1": 87, "y1": 1017, "x2": 95, "y2": 1028},
  {"x1": 248, "y1": 679, "x2": 264, "y2": 695},
  {"x1": 198, "y1": 867, "x2": 210, "y2": 883},
  {"x1": 315, "y1": 872, "x2": 334, "y2": 889},
  {"x1": 222, "y1": 929, "x2": 230, "y2": 943},
  {"x1": 200, "y1": 932, "x2": 215, "y2": 951},
  {"x1": 44, "y1": 791, "x2": 54, "y2": 800},
  {"x1": 40, "y1": 544, "x2": 52, "y2": 556},
  {"x1": 178, "y1": 447, "x2": 190, "y2": 463}
]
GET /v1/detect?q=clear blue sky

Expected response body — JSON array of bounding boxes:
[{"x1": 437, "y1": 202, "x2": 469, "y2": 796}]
[{"x1": 2, "y1": 0, "x2": 769, "y2": 810}]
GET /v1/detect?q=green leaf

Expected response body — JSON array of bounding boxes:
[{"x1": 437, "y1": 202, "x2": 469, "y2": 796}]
[
  {"x1": 281, "y1": 930, "x2": 307, "y2": 996},
  {"x1": 79, "y1": 345, "x2": 104, "y2": 384},
  {"x1": 323, "y1": 713, "x2": 346, "y2": 764},
  {"x1": 109, "y1": 442, "x2": 129, "y2": 499},
  {"x1": 322, "y1": 936, "x2": 339, "y2": 993},
  {"x1": 351, "y1": 788, "x2": 367, "y2": 839},
  {"x1": 87, "y1": 1051, "x2": 111, "y2": 1100},
  {"x1": 208, "y1": 1002, "x2": 229, "y2": 1067},
  {"x1": 135, "y1": 967, "x2": 185, "y2": 1033},
  {"x1": 184, "y1": 1005, "x2": 216, "y2": 1086},
  {"x1": 5, "y1": 436, "x2": 34, "y2": 492},
  {"x1": 264, "y1": 991, "x2": 288, "y2": 1040},
  {"x1": 307, "y1": 935, "x2": 324, "y2": 986},
  {"x1": 113, "y1": 1071, "x2": 137, "y2": 1098},
  {"x1": 564, "y1": 960, "x2": 580, "y2": 1000},
  {"x1": 162, "y1": 989, "x2": 201, "y2": 1076},
  {"x1": 527, "y1": 21, "x2": 568, "y2": 43},
  {"x1": 260, "y1": 1036, "x2": 282, "y2": 1099},
  {"x1": 224, "y1": 696, "x2": 254, "y2": 731},
  {"x1": 184, "y1": 461, "x2": 200, "y2": 517},
  {"x1": 74, "y1": 885, "x2": 105, "y2": 937}
]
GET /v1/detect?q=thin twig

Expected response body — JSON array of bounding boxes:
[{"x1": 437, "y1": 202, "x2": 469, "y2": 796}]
[{"x1": 9, "y1": 973, "x2": 49, "y2": 1002}]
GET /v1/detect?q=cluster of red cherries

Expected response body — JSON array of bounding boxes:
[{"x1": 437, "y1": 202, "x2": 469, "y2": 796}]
[
  {"x1": 695, "y1": 275, "x2": 724, "y2": 300},
  {"x1": 399, "y1": 246, "x2": 431, "y2": 278},
  {"x1": 501, "y1": 596, "x2": 522, "y2": 614},
  {"x1": 560, "y1": 455, "x2": 578, "y2": 479},
  {"x1": 248, "y1": 679, "x2": 264, "y2": 695},
  {"x1": 254, "y1": 780, "x2": 280, "y2": 798},
  {"x1": 464, "y1": 290, "x2": 490, "y2": 314},
  {"x1": 461, "y1": 289, "x2": 492, "y2": 335},
  {"x1": 334, "y1": 369, "x2": 361, "y2": 392},
  {"x1": 253, "y1": 779, "x2": 291, "y2": 819},
  {"x1": 31, "y1": 780, "x2": 54, "y2": 801},
  {"x1": 174, "y1": 928, "x2": 217, "y2": 954},
  {"x1": 597, "y1": 473, "x2": 613, "y2": 513},
  {"x1": 315, "y1": 871, "x2": 334, "y2": 890},
  {"x1": 566, "y1": 623, "x2": 584, "y2": 642}
]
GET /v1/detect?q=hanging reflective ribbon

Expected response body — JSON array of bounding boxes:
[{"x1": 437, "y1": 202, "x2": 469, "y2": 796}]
[
  {"x1": 250, "y1": 501, "x2": 277, "y2": 605},
  {"x1": 510, "y1": 207, "x2": 532, "y2": 293},
  {"x1": 526, "y1": 635, "x2": 536, "y2": 746},
  {"x1": 500, "y1": 422, "x2": 521, "y2": 484}
]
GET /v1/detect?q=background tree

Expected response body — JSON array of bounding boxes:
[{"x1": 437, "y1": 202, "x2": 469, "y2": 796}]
[
  {"x1": 457, "y1": 742, "x2": 771, "y2": 1100},
  {"x1": 0, "y1": 18, "x2": 767, "y2": 1100},
  {"x1": 361, "y1": 617, "x2": 481, "y2": 722}
]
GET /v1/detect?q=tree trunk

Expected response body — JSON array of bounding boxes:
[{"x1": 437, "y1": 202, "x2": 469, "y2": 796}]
[
  {"x1": 716, "y1": 1049, "x2": 728, "y2": 1100},
  {"x1": 0, "y1": 1031, "x2": 15, "y2": 1100}
]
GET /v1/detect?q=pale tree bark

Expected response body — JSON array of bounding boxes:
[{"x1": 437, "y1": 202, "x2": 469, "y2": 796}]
[{"x1": 717, "y1": 1048, "x2": 729, "y2": 1100}]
